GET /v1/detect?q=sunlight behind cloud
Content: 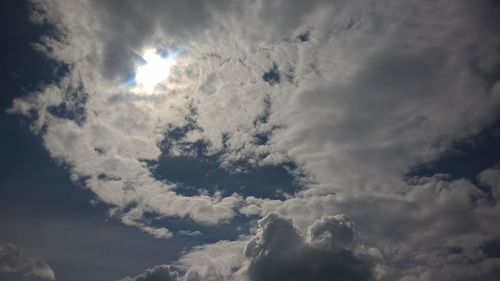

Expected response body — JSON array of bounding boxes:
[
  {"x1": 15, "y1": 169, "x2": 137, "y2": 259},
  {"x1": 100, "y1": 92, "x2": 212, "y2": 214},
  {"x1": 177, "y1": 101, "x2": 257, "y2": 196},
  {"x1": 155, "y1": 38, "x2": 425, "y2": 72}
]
[{"x1": 135, "y1": 49, "x2": 175, "y2": 93}]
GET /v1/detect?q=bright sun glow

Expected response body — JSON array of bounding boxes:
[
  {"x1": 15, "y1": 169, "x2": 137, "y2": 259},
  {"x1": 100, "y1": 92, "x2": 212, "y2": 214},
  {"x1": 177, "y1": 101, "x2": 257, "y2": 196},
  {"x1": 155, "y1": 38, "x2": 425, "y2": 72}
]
[{"x1": 135, "y1": 49, "x2": 175, "y2": 92}]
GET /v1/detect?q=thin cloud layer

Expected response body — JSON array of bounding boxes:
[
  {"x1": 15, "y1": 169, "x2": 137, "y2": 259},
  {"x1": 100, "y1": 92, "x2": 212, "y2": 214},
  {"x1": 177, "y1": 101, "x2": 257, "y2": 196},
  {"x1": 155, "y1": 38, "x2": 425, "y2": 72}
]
[{"x1": 8, "y1": 0, "x2": 500, "y2": 280}]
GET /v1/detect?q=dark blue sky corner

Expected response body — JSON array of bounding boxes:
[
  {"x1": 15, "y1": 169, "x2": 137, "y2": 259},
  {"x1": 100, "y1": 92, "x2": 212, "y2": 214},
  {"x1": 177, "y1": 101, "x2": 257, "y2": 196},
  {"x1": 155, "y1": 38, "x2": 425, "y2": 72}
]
[{"x1": 0, "y1": 0, "x2": 69, "y2": 111}]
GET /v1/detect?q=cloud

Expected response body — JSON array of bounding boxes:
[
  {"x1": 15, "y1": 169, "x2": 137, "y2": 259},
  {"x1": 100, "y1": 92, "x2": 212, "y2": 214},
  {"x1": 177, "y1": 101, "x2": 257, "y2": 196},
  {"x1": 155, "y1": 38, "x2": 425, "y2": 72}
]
[
  {"x1": 0, "y1": 242, "x2": 56, "y2": 280},
  {"x1": 8, "y1": 0, "x2": 500, "y2": 280},
  {"x1": 124, "y1": 213, "x2": 372, "y2": 281},
  {"x1": 479, "y1": 167, "x2": 500, "y2": 200},
  {"x1": 242, "y1": 213, "x2": 373, "y2": 281},
  {"x1": 121, "y1": 209, "x2": 174, "y2": 239},
  {"x1": 120, "y1": 265, "x2": 180, "y2": 281},
  {"x1": 120, "y1": 239, "x2": 247, "y2": 281},
  {"x1": 241, "y1": 175, "x2": 500, "y2": 280},
  {"x1": 20, "y1": 0, "x2": 500, "y2": 198},
  {"x1": 177, "y1": 230, "x2": 202, "y2": 237},
  {"x1": 180, "y1": 239, "x2": 246, "y2": 281}
]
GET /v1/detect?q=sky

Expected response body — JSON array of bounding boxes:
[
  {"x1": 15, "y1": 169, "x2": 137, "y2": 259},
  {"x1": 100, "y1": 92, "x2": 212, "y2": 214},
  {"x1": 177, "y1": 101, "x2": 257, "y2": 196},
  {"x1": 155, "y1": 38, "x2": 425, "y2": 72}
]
[{"x1": 1, "y1": 0, "x2": 500, "y2": 280}]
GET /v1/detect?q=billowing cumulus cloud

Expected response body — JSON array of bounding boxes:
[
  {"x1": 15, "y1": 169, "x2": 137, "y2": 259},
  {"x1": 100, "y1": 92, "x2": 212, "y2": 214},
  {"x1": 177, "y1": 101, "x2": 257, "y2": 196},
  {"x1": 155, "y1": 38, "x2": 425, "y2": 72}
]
[
  {"x1": 8, "y1": 0, "x2": 500, "y2": 280},
  {"x1": 0, "y1": 243, "x2": 56, "y2": 280},
  {"x1": 242, "y1": 213, "x2": 372, "y2": 281}
]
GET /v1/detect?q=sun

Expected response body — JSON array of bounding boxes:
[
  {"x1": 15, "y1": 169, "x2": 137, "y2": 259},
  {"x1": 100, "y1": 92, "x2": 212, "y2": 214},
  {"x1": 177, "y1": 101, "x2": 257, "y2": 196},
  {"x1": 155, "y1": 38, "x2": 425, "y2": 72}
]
[{"x1": 135, "y1": 49, "x2": 176, "y2": 93}]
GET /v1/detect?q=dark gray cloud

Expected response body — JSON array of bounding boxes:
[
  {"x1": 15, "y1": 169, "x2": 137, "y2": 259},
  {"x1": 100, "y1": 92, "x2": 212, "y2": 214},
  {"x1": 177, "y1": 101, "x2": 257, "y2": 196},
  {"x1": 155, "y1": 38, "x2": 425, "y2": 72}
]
[
  {"x1": 243, "y1": 213, "x2": 373, "y2": 281},
  {"x1": 0, "y1": 242, "x2": 55, "y2": 280}
]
